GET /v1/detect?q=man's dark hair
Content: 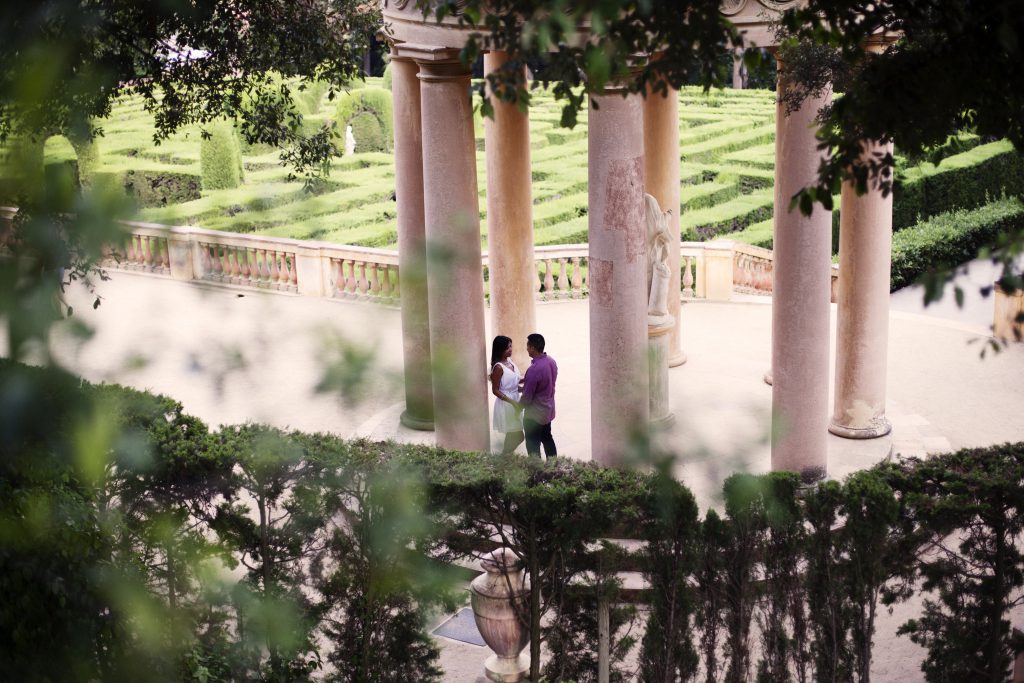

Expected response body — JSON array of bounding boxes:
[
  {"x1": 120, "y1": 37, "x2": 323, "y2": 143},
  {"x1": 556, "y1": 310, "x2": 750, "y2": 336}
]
[{"x1": 527, "y1": 333, "x2": 545, "y2": 352}]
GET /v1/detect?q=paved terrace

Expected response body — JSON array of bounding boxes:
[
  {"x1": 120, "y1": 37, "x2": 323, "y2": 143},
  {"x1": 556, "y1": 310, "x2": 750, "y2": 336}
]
[{"x1": 32, "y1": 264, "x2": 1024, "y2": 682}]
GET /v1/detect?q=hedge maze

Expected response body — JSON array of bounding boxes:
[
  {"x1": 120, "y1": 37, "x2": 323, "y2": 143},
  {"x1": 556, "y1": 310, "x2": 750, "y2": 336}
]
[{"x1": 5, "y1": 79, "x2": 1023, "y2": 287}]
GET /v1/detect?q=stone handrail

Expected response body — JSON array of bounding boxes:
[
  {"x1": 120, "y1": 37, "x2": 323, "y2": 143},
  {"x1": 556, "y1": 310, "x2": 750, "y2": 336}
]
[{"x1": 0, "y1": 208, "x2": 840, "y2": 304}]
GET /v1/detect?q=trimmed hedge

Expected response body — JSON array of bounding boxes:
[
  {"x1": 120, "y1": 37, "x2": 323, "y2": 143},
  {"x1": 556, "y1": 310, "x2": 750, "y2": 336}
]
[
  {"x1": 199, "y1": 120, "x2": 244, "y2": 191},
  {"x1": 335, "y1": 88, "x2": 393, "y2": 154},
  {"x1": 890, "y1": 197, "x2": 1024, "y2": 291},
  {"x1": 349, "y1": 111, "x2": 386, "y2": 154},
  {"x1": 5, "y1": 358, "x2": 1024, "y2": 683},
  {"x1": 90, "y1": 168, "x2": 202, "y2": 208},
  {"x1": 893, "y1": 142, "x2": 1024, "y2": 230}
]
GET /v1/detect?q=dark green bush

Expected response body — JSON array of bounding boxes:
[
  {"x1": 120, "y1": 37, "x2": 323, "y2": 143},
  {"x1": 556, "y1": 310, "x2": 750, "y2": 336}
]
[
  {"x1": 200, "y1": 120, "x2": 244, "y2": 191},
  {"x1": 890, "y1": 197, "x2": 1024, "y2": 291}
]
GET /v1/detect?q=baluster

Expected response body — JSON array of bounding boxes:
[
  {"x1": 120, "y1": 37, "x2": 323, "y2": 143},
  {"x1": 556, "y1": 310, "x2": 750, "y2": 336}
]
[
  {"x1": 288, "y1": 254, "x2": 298, "y2": 289},
  {"x1": 146, "y1": 236, "x2": 157, "y2": 269},
  {"x1": 211, "y1": 245, "x2": 224, "y2": 279},
  {"x1": 200, "y1": 244, "x2": 212, "y2": 278},
  {"x1": 121, "y1": 235, "x2": 133, "y2": 265},
  {"x1": 369, "y1": 263, "x2": 380, "y2": 298},
  {"x1": 279, "y1": 253, "x2": 291, "y2": 289},
  {"x1": 160, "y1": 239, "x2": 169, "y2": 270},
  {"x1": 343, "y1": 260, "x2": 356, "y2": 296},
  {"x1": 682, "y1": 255, "x2": 694, "y2": 298},
  {"x1": 556, "y1": 258, "x2": 569, "y2": 297},
  {"x1": 133, "y1": 235, "x2": 144, "y2": 267},
  {"x1": 380, "y1": 264, "x2": 392, "y2": 299},
  {"x1": 239, "y1": 248, "x2": 250, "y2": 281},
  {"x1": 694, "y1": 254, "x2": 705, "y2": 298},
  {"x1": 536, "y1": 259, "x2": 544, "y2": 298},
  {"x1": 266, "y1": 249, "x2": 278, "y2": 287},
  {"x1": 357, "y1": 261, "x2": 369, "y2": 298},
  {"x1": 393, "y1": 268, "x2": 400, "y2": 298},
  {"x1": 543, "y1": 259, "x2": 554, "y2": 298},
  {"x1": 264, "y1": 249, "x2": 275, "y2": 285},
  {"x1": 225, "y1": 248, "x2": 237, "y2": 283},
  {"x1": 581, "y1": 257, "x2": 588, "y2": 294},
  {"x1": 570, "y1": 256, "x2": 582, "y2": 297}
]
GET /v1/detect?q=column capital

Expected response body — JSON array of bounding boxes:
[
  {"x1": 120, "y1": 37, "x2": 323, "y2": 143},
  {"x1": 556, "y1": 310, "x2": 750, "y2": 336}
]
[{"x1": 416, "y1": 59, "x2": 472, "y2": 82}]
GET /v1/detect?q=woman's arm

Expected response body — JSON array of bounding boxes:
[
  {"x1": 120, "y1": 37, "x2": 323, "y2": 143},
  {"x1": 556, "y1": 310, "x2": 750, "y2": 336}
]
[{"x1": 490, "y1": 365, "x2": 512, "y2": 403}]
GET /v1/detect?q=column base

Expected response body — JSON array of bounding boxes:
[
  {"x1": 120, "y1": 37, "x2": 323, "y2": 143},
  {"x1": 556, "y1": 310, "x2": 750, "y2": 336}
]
[
  {"x1": 668, "y1": 352, "x2": 687, "y2": 367},
  {"x1": 650, "y1": 412, "x2": 676, "y2": 430},
  {"x1": 828, "y1": 417, "x2": 892, "y2": 440},
  {"x1": 400, "y1": 409, "x2": 435, "y2": 432}
]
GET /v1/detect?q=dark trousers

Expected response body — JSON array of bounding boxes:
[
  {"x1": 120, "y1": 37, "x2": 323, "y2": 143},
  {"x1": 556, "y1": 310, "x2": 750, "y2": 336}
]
[{"x1": 523, "y1": 418, "x2": 557, "y2": 459}]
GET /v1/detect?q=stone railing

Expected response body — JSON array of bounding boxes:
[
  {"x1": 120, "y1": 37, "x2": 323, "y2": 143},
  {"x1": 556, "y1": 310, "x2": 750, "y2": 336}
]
[
  {"x1": 102, "y1": 220, "x2": 401, "y2": 305},
  {"x1": 1, "y1": 208, "x2": 842, "y2": 305}
]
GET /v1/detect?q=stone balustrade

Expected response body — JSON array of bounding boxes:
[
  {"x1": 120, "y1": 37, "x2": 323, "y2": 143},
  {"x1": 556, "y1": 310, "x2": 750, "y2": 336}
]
[{"x1": 1, "y1": 207, "x2": 841, "y2": 305}]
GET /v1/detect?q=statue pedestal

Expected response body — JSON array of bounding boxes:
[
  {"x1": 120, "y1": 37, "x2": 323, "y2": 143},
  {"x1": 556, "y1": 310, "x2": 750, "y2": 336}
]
[{"x1": 648, "y1": 318, "x2": 675, "y2": 428}]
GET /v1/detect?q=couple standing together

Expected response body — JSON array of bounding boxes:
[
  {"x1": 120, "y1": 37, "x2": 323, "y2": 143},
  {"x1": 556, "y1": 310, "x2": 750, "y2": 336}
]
[{"x1": 489, "y1": 333, "x2": 558, "y2": 458}]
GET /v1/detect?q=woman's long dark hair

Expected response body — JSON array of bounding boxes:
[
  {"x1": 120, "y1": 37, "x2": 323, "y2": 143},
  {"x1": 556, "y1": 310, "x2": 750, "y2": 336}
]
[{"x1": 490, "y1": 335, "x2": 512, "y2": 369}]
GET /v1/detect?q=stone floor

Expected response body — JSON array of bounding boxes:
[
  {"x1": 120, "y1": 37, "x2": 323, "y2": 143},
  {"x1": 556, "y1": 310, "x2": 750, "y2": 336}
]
[{"x1": 36, "y1": 266, "x2": 1024, "y2": 682}]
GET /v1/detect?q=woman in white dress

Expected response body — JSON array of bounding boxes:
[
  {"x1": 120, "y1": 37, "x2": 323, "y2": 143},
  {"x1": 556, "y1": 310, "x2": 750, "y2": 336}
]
[{"x1": 489, "y1": 335, "x2": 524, "y2": 454}]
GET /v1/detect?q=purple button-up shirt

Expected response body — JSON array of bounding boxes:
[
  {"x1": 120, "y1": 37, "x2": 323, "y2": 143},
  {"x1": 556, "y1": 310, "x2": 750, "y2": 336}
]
[{"x1": 521, "y1": 353, "x2": 557, "y2": 424}]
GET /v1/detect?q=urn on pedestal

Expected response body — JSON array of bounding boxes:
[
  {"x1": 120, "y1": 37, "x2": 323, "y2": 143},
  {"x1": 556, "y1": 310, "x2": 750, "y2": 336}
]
[{"x1": 470, "y1": 547, "x2": 531, "y2": 682}]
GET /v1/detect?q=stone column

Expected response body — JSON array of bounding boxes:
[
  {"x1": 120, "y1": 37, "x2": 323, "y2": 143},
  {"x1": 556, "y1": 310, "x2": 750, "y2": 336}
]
[
  {"x1": 771, "y1": 64, "x2": 832, "y2": 481},
  {"x1": 589, "y1": 83, "x2": 650, "y2": 467},
  {"x1": 830, "y1": 139, "x2": 894, "y2": 438},
  {"x1": 417, "y1": 58, "x2": 490, "y2": 452},
  {"x1": 392, "y1": 55, "x2": 434, "y2": 431},
  {"x1": 643, "y1": 81, "x2": 685, "y2": 366},
  {"x1": 484, "y1": 51, "x2": 536, "y2": 370},
  {"x1": 732, "y1": 48, "x2": 747, "y2": 90}
]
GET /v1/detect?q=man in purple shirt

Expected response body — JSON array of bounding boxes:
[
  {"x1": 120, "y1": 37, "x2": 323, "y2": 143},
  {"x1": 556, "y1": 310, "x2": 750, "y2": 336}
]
[{"x1": 520, "y1": 333, "x2": 558, "y2": 459}]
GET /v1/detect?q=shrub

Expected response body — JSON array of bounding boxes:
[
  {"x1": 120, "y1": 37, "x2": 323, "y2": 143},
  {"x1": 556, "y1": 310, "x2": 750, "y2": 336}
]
[
  {"x1": 118, "y1": 169, "x2": 202, "y2": 207},
  {"x1": 890, "y1": 197, "x2": 1024, "y2": 291},
  {"x1": 383, "y1": 63, "x2": 392, "y2": 90},
  {"x1": 349, "y1": 112, "x2": 386, "y2": 153},
  {"x1": 199, "y1": 121, "x2": 244, "y2": 191},
  {"x1": 893, "y1": 142, "x2": 1024, "y2": 230},
  {"x1": 334, "y1": 88, "x2": 393, "y2": 154}
]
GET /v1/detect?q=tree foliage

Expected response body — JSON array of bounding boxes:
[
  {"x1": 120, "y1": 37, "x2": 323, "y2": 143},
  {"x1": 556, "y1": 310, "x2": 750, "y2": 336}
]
[{"x1": 0, "y1": 0, "x2": 378, "y2": 185}]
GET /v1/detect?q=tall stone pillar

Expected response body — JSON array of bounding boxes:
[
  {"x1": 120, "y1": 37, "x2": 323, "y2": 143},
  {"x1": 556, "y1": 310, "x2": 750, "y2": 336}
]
[
  {"x1": 484, "y1": 51, "x2": 536, "y2": 370},
  {"x1": 771, "y1": 64, "x2": 832, "y2": 481},
  {"x1": 732, "y1": 48, "x2": 747, "y2": 90},
  {"x1": 830, "y1": 139, "x2": 894, "y2": 438},
  {"x1": 643, "y1": 81, "x2": 685, "y2": 366},
  {"x1": 589, "y1": 83, "x2": 650, "y2": 467},
  {"x1": 391, "y1": 54, "x2": 434, "y2": 430},
  {"x1": 417, "y1": 58, "x2": 490, "y2": 452}
]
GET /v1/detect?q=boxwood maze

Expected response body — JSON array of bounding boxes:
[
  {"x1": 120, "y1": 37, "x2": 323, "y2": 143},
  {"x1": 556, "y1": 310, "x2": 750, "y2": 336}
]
[{"x1": 4, "y1": 81, "x2": 1023, "y2": 287}]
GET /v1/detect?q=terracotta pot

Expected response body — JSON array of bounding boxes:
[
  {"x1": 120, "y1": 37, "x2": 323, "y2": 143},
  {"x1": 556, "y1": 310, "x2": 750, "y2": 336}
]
[{"x1": 470, "y1": 547, "x2": 531, "y2": 682}]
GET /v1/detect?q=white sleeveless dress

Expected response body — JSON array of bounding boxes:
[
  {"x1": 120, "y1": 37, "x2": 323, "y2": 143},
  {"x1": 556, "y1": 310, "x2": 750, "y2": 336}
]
[{"x1": 492, "y1": 361, "x2": 523, "y2": 433}]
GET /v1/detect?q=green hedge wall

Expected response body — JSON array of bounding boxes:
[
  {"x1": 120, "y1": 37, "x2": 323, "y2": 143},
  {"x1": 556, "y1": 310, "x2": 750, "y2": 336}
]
[
  {"x1": 890, "y1": 197, "x2": 1024, "y2": 291},
  {"x1": 335, "y1": 88, "x2": 394, "y2": 154},
  {"x1": 199, "y1": 121, "x2": 244, "y2": 191},
  {"x1": 893, "y1": 142, "x2": 1024, "y2": 230}
]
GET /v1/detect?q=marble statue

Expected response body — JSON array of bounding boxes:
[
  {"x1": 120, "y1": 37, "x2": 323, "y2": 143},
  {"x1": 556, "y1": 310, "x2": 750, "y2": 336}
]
[{"x1": 645, "y1": 193, "x2": 673, "y2": 326}]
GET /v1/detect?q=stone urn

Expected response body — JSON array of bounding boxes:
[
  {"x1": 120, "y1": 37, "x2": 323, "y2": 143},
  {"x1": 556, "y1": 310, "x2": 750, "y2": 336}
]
[{"x1": 470, "y1": 547, "x2": 531, "y2": 682}]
